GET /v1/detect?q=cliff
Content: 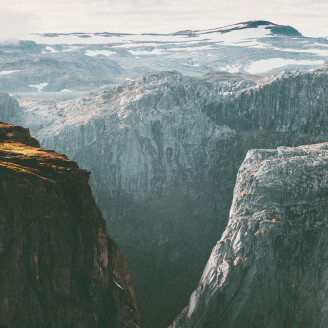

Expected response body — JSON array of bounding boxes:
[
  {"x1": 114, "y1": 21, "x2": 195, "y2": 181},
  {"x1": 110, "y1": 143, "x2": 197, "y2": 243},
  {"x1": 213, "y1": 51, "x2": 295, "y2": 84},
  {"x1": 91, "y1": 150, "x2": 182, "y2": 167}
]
[
  {"x1": 0, "y1": 92, "x2": 21, "y2": 123},
  {"x1": 0, "y1": 122, "x2": 140, "y2": 328},
  {"x1": 2, "y1": 64, "x2": 328, "y2": 327},
  {"x1": 171, "y1": 143, "x2": 328, "y2": 327}
]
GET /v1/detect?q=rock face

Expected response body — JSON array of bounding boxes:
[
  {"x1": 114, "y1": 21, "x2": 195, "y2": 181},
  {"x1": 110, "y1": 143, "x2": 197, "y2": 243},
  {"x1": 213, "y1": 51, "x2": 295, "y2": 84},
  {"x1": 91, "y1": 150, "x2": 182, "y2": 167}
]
[
  {"x1": 0, "y1": 122, "x2": 140, "y2": 328},
  {"x1": 2, "y1": 64, "x2": 328, "y2": 327},
  {"x1": 0, "y1": 92, "x2": 21, "y2": 123},
  {"x1": 171, "y1": 143, "x2": 328, "y2": 328}
]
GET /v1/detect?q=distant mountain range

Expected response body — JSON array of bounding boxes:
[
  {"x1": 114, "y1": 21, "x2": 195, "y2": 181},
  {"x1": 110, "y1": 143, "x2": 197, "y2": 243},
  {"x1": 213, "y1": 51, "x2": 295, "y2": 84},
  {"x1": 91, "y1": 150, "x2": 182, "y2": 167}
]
[
  {"x1": 1, "y1": 20, "x2": 328, "y2": 328},
  {"x1": 0, "y1": 20, "x2": 327, "y2": 94}
]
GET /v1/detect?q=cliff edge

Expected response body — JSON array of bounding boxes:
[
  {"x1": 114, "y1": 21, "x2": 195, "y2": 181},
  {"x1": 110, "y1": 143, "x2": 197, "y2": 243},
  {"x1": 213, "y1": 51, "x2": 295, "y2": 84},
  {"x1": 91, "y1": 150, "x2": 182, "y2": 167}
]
[
  {"x1": 171, "y1": 143, "x2": 328, "y2": 328},
  {"x1": 0, "y1": 122, "x2": 140, "y2": 328}
]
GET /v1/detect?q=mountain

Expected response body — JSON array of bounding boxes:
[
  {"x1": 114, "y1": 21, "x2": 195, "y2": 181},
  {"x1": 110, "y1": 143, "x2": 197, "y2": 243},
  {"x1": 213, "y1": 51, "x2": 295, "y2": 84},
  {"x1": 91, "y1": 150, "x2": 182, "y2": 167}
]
[
  {"x1": 2, "y1": 63, "x2": 328, "y2": 327},
  {"x1": 0, "y1": 122, "x2": 140, "y2": 328},
  {"x1": 192, "y1": 20, "x2": 302, "y2": 37},
  {"x1": 1, "y1": 20, "x2": 327, "y2": 95},
  {"x1": 170, "y1": 142, "x2": 328, "y2": 327}
]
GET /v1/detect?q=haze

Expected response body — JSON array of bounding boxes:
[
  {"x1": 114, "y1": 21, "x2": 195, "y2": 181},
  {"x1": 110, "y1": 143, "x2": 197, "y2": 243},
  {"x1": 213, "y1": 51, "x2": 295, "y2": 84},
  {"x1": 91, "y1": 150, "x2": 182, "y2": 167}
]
[{"x1": 0, "y1": 0, "x2": 327, "y2": 41}]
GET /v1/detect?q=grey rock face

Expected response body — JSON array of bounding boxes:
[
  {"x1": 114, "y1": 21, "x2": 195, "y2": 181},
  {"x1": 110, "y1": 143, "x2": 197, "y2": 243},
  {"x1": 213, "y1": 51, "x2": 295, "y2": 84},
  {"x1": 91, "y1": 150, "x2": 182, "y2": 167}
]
[
  {"x1": 1, "y1": 64, "x2": 328, "y2": 327},
  {"x1": 205, "y1": 67, "x2": 328, "y2": 134},
  {"x1": 0, "y1": 92, "x2": 21, "y2": 123},
  {"x1": 170, "y1": 143, "x2": 328, "y2": 328}
]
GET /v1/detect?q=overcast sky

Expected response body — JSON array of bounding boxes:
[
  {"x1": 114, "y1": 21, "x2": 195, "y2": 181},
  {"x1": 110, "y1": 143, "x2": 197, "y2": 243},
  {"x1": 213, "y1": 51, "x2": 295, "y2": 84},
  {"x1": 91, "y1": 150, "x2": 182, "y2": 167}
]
[{"x1": 0, "y1": 0, "x2": 327, "y2": 41}]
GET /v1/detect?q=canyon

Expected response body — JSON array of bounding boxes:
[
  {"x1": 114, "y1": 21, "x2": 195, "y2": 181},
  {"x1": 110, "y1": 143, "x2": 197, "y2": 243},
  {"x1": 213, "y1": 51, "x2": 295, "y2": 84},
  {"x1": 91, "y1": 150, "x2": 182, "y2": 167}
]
[
  {"x1": 171, "y1": 142, "x2": 328, "y2": 327},
  {"x1": 1, "y1": 62, "x2": 327, "y2": 327}
]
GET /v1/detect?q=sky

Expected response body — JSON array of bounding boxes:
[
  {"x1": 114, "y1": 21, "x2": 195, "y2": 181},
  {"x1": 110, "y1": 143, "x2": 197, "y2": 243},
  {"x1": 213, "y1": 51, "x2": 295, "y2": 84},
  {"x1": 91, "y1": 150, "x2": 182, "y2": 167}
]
[{"x1": 0, "y1": 0, "x2": 327, "y2": 41}]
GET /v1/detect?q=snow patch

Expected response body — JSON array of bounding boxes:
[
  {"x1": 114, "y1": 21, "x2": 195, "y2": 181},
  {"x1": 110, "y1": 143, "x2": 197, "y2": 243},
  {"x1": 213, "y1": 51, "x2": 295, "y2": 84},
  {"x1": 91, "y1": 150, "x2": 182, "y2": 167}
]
[
  {"x1": 218, "y1": 65, "x2": 240, "y2": 73},
  {"x1": 29, "y1": 83, "x2": 49, "y2": 92},
  {"x1": 246, "y1": 58, "x2": 324, "y2": 74},
  {"x1": 270, "y1": 46, "x2": 328, "y2": 57},
  {"x1": 46, "y1": 46, "x2": 57, "y2": 53},
  {"x1": 0, "y1": 70, "x2": 20, "y2": 75},
  {"x1": 206, "y1": 25, "x2": 273, "y2": 46},
  {"x1": 85, "y1": 50, "x2": 116, "y2": 57},
  {"x1": 185, "y1": 63, "x2": 200, "y2": 67},
  {"x1": 129, "y1": 49, "x2": 164, "y2": 56},
  {"x1": 29, "y1": 26, "x2": 272, "y2": 47},
  {"x1": 62, "y1": 46, "x2": 80, "y2": 52}
]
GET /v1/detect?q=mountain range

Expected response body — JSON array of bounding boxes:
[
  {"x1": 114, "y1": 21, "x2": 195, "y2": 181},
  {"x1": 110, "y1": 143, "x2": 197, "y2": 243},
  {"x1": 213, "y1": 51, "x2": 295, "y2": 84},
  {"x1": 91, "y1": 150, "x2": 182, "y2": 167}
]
[{"x1": 0, "y1": 20, "x2": 327, "y2": 95}]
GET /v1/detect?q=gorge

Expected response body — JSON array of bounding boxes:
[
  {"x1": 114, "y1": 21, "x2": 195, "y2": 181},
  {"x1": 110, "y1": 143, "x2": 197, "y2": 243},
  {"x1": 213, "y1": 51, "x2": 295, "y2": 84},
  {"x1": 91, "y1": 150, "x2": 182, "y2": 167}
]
[{"x1": 1, "y1": 62, "x2": 328, "y2": 327}]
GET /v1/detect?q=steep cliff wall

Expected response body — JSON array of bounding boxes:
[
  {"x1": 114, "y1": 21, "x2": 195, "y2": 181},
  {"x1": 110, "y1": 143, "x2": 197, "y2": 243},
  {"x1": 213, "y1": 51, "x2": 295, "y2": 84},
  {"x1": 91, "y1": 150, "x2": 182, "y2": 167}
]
[
  {"x1": 1, "y1": 64, "x2": 328, "y2": 327},
  {"x1": 171, "y1": 143, "x2": 328, "y2": 328},
  {"x1": 205, "y1": 66, "x2": 328, "y2": 133},
  {"x1": 0, "y1": 92, "x2": 22, "y2": 123},
  {"x1": 0, "y1": 122, "x2": 140, "y2": 328}
]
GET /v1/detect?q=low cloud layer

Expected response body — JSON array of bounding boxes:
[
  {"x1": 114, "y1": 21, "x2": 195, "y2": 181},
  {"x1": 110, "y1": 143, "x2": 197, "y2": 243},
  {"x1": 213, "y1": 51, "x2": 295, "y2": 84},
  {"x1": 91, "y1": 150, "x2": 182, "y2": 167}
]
[{"x1": 0, "y1": 0, "x2": 327, "y2": 41}]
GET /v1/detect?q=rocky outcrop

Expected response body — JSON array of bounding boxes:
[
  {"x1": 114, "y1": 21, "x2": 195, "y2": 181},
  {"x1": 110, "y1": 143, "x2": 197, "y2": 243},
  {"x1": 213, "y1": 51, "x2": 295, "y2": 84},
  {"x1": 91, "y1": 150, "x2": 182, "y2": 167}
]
[
  {"x1": 2, "y1": 64, "x2": 328, "y2": 327},
  {"x1": 171, "y1": 143, "x2": 328, "y2": 328},
  {"x1": 0, "y1": 122, "x2": 140, "y2": 328},
  {"x1": 205, "y1": 66, "x2": 328, "y2": 133},
  {"x1": 0, "y1": 92, "x2": 21, "y2": 123},
  {"x1": 217, "y1": 20, "x2": 302, "y2": 36}
]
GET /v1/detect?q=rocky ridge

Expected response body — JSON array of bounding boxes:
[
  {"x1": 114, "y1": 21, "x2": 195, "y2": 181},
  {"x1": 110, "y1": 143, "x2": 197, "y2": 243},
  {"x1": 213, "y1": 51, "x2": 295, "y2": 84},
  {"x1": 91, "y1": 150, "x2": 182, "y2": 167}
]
[
  {"x1": 0, "y1": 122, "x2": 140, "y2": 328},
  {"x1": 171, "y1": 142, "x2": 328, "y2": 327}
]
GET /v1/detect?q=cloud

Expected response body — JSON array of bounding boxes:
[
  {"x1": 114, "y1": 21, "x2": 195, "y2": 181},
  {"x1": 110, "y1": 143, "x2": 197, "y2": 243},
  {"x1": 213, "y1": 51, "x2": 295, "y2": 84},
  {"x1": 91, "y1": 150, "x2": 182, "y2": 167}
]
[
  {"x1": 0, "y1": 7, "x2": 35, "y2": 42},
  {"x1": 0, "y1": 0, "x2": 327, "y2": 38}
]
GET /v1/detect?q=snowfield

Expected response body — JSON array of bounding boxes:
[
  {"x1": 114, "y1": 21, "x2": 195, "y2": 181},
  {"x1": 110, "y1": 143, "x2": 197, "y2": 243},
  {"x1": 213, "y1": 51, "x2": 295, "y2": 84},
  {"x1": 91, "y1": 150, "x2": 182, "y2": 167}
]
[{"x1": 1, "y1": 20, "x2": 327, "y2": 94}]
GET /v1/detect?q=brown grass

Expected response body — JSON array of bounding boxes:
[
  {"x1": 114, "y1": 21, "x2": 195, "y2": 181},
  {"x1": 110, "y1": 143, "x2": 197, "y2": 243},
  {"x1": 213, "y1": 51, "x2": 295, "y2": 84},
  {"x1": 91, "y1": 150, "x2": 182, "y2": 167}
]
[
  {"x1": 0, "y1": 142, "x2": 65, "y2": 160},
  {"x1": 0, "y1": 161, "x2": 55, "y2": 183}
]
